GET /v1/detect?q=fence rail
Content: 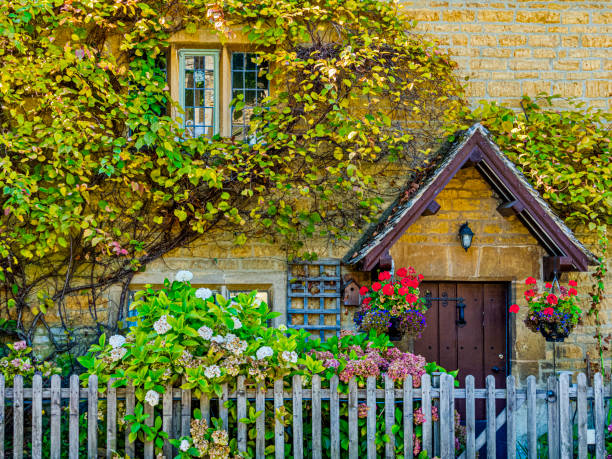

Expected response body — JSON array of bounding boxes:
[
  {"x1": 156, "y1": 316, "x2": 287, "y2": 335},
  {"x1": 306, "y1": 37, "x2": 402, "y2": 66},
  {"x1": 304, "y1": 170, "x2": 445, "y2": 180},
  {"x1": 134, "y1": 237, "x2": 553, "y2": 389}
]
[{"x1": 1, "y1": 372, "x2": 610, "y2": 459}]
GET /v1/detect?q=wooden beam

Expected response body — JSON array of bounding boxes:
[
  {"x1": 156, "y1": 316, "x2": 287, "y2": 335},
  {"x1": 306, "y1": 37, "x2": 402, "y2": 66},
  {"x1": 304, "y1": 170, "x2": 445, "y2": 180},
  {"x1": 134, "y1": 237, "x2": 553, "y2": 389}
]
[
  {"x1": 497, "y1": 200, "x2": 525, "y2": 217},
  {"x1": 422, "y1": 200, "x2": 441, "y2": 216},
  {"x1": 543, "y1": 256, "x2": 574, "y2": 281}
]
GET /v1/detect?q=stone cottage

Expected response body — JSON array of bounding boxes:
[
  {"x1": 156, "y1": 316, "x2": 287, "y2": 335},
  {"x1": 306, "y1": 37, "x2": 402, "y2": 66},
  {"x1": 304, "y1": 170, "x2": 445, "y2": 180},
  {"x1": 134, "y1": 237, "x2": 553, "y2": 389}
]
[{"x1": 36, "y1": 0, "x2": 611, "y2": 387}]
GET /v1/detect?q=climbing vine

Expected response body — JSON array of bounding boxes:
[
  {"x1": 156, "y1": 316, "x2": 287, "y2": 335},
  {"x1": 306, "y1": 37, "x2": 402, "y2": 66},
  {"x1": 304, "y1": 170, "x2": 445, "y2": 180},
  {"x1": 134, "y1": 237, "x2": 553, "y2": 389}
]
[{"x1": 0, "y1": 0, "x2": 462, "y2": 355}]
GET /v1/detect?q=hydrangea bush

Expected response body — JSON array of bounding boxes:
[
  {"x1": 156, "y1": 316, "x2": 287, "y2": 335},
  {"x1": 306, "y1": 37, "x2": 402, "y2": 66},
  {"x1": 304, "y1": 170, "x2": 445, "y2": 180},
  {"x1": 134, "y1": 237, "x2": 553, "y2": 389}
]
[
  {"x1": 81, "y1": 271, "x2": 462, "y2": 457},
  {"x1": 0, "y1": 340, "x2": 60, "y2": 385}
]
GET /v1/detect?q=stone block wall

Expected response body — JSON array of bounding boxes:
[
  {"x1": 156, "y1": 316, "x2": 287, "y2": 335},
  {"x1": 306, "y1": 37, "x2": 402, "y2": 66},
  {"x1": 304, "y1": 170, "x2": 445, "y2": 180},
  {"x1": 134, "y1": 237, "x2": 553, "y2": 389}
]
[{"x1": 401, "y1": 0, "x2": 612, "y2": 108}]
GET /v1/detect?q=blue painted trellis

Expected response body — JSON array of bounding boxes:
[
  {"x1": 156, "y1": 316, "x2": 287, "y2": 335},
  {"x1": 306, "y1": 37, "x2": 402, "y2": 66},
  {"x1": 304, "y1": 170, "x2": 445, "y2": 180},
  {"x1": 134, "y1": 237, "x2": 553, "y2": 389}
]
[{"x1": 287, "y1": 259, "x2": 341, "y2": 340}]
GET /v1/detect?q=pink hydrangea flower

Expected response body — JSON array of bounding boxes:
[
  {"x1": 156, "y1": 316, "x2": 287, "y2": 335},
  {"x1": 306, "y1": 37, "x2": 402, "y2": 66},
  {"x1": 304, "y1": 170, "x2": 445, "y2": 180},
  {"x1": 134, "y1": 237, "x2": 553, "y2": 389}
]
[{"x1": 13, "y1": 341, "x2": 27, "y2": 351}]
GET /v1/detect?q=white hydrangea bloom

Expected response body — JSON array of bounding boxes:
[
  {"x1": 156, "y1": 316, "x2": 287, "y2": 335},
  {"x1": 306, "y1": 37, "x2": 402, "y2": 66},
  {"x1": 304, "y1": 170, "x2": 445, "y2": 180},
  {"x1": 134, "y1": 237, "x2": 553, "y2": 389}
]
[
  {"x1": 211, "y1": 335, "x2": 225, "y2": 344},
  {"x1": 109, "y1": 335, "x2": 126, "y2": 349},
  {"x1": 231, "y1": 317, "x2": 242, "y2": 329},
  {"x1": 204, "y1": 365, "x2": 221, "y2": 379},
  {"x1": 197, "y1": 325, "x2": 213, "y2": 340},
  {"x1": 195, "y1": 288, "x2": 213, "y2": 300},
  {"x1": 256, "y1": 346, "x2": 273, "y2": 360},
  {"x1": 179, "y1": 439, "x2": 190, "y2": 452},
  {"x1": 174, "y1": 270, "x2": 193, "y2": 283},
  {"x1": 110, "y1": 347, "x2": 127, "y2": 361},
  {"x1": 224, "y1": 333, "x2": 237, "y2": 343},
  {"x1": 278, "y1": 324, "x2": 287, "y2": 332},
  {"x1": 281, "y1": 350, "x2": 298, "y2": 363},
  {"x1": 144, "y1": 390, "x2": 160, "y2": 407},
  {"x1": 153, "y1": 315, "x2": 172, "y2": 335}
]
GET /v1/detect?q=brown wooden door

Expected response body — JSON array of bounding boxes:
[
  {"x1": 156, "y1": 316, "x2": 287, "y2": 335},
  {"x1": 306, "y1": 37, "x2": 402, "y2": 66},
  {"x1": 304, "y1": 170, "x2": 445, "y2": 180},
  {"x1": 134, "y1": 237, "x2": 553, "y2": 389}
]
[{"x1": 415, "y1": 282, "x2": 508, "y2": 413}]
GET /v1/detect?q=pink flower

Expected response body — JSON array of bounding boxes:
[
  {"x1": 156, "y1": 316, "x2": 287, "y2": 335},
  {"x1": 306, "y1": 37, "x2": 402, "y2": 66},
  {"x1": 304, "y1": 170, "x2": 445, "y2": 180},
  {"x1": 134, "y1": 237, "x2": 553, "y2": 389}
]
[
  {"x1": 547, "y1": 294, "x2": 558, "y2": 305},
  {"x1": 13, "y1": 341, "x2": 27, "y2": 351},
  {"x1": 358, "y1": 403, "x2": 369, "y2": 418},
  {"x1": 542, "y1": 307, "x2": 554, "y2": 316},
  {"x1": 524, "y1": 289, "x2": 536, "y2": 298},
  {"x1": 509, "y1": 304, "x2": 520, "y2": 313},
  {"x1": 568, "y1": 280, "x2": 578, "y2": 287},
  {"x1": 568, "y1": 288, "x2": 577, "y2": 296},
  {"x1": 525, "y1": 277, "x2": 537, "y2": 285}
]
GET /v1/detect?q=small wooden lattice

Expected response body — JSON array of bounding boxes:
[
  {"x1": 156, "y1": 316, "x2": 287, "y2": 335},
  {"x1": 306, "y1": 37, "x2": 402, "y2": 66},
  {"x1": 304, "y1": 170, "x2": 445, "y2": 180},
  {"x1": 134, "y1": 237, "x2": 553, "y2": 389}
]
[{"x1": 287, "y1": 259, "x2": 341, "y2": 340}]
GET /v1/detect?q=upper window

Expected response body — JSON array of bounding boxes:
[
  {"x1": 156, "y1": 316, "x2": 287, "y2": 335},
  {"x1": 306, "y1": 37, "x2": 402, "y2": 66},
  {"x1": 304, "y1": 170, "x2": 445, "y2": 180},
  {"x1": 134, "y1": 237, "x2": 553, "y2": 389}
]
[
  {"x1": 230, "y1": 52, "x2": 269, "y2": 142},
  {"x1": 178, "y1": 49, "x2": 220, "y2": 138}
]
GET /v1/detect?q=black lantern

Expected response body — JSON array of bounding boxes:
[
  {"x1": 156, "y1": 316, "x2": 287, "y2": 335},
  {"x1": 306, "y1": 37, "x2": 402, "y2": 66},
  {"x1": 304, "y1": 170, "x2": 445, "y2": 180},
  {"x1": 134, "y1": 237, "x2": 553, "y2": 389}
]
[{"x1": 459, "y1": 222, "x2": 474, "y2": 251}]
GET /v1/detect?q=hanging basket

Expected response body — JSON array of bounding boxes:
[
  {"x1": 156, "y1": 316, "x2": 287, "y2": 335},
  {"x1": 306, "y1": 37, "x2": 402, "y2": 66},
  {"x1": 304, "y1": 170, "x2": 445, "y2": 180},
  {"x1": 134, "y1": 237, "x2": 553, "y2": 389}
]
[
  {"x1": 387, "y1": 317, "x2": 405, "y2": 341},
  {"x1": 538, "y1": 323, "x2": 572, "y2": 343}
]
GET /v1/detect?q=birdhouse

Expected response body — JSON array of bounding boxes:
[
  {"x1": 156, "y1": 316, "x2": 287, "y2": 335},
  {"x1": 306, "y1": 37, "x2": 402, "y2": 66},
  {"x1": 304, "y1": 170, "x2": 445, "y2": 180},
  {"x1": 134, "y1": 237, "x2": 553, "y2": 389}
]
[{"x1": 342, "y1": 279, "x2": 361, "y2": 306}]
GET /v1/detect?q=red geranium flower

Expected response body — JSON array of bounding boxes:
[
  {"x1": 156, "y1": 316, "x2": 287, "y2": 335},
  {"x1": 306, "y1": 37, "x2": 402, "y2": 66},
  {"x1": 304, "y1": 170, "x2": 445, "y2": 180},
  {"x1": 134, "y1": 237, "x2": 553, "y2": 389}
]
[
  {"x1": 568, "y1": 280, "x2": 577, "y2": 287},
  {"x1": 372, "y1": 282, "x2": 382, "y2": 292},
  {"x1": 545, "y1": 282, "x2": 552, "y2": 289},
  {"x1": 568, "y1": 288, "x2": 577, "y2": 296},
  {"x1": 382, "y1": 283, "x2": 394, "y2": 296},
  {"x1": 405, "y1": 293, "x2": 418, "y2": 304},
  {"x1": 524, "y1": 289, "x2": 535, "y2": 298},
  {"x1": 359, "y1": 286, "x2": 369, "y2": 295},
  {"x1": 363, "y1": 297, "x2": 371, "y2": 305},
  {"x1": 418, "y1": 274, "x2": 424, "y2": 280},
  {"x1": 525, "y1": 277, "x2": 537, "y2": 285},
  {"x1": 378, "y1": 271, "x2": 391, "y2": 281},
  {"x1": 542, "y1": 307, "x2": 554, "y2": 316},
  {"x1": 398, "y1": 287, "x2": 409, "y2": 296},
  {"x1": 509, "y1": 304, "x2": 520, "y2": 313},
  {"x1": 396, "y1": 267, "x2": 408, "y2": 278},
  {"x1": 546, "y1": 294, "x2": 558, "y2": 305},
  {"x1": 402, "y1": 278, "x2": 418, "y2": 289}
]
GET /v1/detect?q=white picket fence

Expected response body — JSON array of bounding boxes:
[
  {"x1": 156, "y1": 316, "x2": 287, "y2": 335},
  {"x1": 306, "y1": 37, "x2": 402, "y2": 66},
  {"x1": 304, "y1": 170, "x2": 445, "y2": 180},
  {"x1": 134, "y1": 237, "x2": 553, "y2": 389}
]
[{"x1": 1, "y1": 372, "x2": 610, "y2": 458}]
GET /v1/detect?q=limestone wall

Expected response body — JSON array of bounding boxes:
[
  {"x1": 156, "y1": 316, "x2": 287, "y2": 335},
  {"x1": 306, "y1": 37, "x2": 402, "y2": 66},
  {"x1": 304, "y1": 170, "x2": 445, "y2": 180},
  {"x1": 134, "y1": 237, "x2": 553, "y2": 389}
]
[{"x1": 401, "y1": 0, "x2": 611, "y2": 108}]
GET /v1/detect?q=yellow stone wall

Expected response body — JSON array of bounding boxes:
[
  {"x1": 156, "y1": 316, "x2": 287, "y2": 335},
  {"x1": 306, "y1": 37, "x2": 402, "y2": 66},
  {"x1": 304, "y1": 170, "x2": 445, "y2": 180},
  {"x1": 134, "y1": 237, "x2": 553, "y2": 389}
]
[{"x1": 401, "y1": 0, "x2": 612, "y2": 108}]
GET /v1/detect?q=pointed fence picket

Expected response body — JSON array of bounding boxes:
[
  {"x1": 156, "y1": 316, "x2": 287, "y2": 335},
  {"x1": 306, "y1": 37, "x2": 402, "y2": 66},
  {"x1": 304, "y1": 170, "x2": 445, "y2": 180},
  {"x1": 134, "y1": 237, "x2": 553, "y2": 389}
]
[{"x1": 0, "y1": 372, "x2": 609, "y2": 458}]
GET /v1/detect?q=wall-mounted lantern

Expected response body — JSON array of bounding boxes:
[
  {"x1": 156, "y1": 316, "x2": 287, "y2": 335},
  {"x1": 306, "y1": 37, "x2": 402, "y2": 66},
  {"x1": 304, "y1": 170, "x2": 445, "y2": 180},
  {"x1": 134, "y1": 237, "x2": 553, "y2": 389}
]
[{"x1": 459, "y1": 222, "x2": 474, "y2": 251}]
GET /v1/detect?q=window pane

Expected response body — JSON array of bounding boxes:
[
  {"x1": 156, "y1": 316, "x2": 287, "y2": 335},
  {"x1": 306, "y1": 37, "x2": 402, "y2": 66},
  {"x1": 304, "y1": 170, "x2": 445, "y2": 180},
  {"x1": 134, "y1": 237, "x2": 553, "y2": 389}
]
[
  {"x1": 231, "y1": 52, "x2": 269, "y2": 141},
  {"x1": 181, "y1": 51, "x2": 217, "y2": 137}
]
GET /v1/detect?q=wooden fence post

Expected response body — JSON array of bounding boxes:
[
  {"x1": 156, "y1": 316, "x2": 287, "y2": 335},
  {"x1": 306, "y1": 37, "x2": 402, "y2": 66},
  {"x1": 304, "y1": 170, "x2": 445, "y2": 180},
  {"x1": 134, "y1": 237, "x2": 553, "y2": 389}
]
[
  {"x1": 576, "y1": 373, "x2": 587, "y2": 459},
  {"x1": 465, "y1": 374, "x2": 475, "y2": 459},
  {"x1": 32, "y1": 374, "x2": 42, "y2": 459},
  {"x1": 366, "y1": 376, "x2": 376, "y2": 459},
  {"x1": 311, "y1": 375, "x2": 321, "y2": 459},
  {"x1": 162, "y1": 384, "x2": 173, "y2": 459},
  {"x1": 274, "y1": 378, "x2": 284, "y2": 459},
  {"x1": 348, "y1": 377, "x2": 358, "y2": 459},
  {"x1": 237, "y1": 376, "x2": 247, "y2": 453},
  {"x1": 421, "y1": 374, "x2": 432, "y2": 456},
  {"x1": 125, "y1": 383, "x2": 135, "y2": 458},
  {"x1": 330, "y1": 375, "x2": 340, "y2": 459},
  {"x1": 69, "y1": 375, "x2": 80, "y2": 459},
  {"x1": 547, "y1": 375, "x2": 559, "y2": 459},
  {"x1": 144, "y1": 401, "x2": 154, "y2": 459},
  {"x1": 486, "y1": 375, "x2": 496, "y2": 459},
  {"x1": 403, "y1": 376, "x2": 413, "y2": 459},
  {"x1": 13, "y1": 375, "x2": 23, "y2": 459},
  {"x1": 220, "y1": 383, "x2": 229, "y2": 431},
  {"x1": 559, "y1": 373, "x2": 571, "y2": 459},
  {"x1": 526, "y1": 375, "x2": 537, "y2": 459},
  {"x1": 506, "y1": 375, "x2": 516, "y2": 459},
  {"x1": 106, "y1": 378, "x2": 117, "y2": 459},
  {"x1": 594, "y1": 373, "x2": 605, "y2": 459},
  {"x1": 255, "y1": 383, "x2": 266, "y2": 459},
  {"x1": 384, "y1": 374, "x2": 395, "y2": 459},
  {"x1": 293, "y1": 375, "x2": 304, "y2": 459},
  {"x1": 439, "y1": 373, "x2": 452, "y2": 458},
  {"x1": 87, "y1": 374, "x2": 98, "y2": 459},
  {"x1": 50, "y1": 374, "x2": 61, "y2": 459}
]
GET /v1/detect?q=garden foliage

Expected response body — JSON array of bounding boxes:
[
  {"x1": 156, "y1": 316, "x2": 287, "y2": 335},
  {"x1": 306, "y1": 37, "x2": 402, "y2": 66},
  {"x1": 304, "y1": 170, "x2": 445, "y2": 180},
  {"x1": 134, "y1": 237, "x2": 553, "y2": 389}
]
[{"x1": 79, "y1": 274, "x2": 462, "y2": 457}]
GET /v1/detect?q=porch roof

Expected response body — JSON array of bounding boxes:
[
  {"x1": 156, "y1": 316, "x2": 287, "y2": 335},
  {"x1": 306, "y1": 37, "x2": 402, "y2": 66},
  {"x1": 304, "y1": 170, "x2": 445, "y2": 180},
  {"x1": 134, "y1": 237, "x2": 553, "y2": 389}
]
[{"x1": 343, "y1": 123, "x2": 597, "y2": 272}]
